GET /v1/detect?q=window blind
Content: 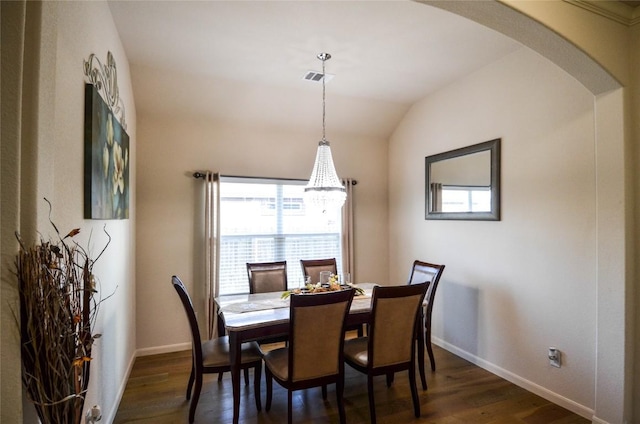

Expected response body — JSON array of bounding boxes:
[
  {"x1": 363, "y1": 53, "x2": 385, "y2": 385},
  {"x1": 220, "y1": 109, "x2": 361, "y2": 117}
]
[{"x1": 219, "y1": 176, "x2": 343, "y2": 295}]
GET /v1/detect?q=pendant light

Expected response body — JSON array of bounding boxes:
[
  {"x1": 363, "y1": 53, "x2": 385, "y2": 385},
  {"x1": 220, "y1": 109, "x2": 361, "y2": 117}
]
[{"x1": 304, "y1": 52, "x2": 347, "y2": 212}]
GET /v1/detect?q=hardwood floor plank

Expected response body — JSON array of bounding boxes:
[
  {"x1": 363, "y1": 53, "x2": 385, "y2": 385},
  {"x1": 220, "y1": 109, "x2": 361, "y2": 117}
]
[{"x1": 114, "y1": 345, "x2": 589, "y2": 424}]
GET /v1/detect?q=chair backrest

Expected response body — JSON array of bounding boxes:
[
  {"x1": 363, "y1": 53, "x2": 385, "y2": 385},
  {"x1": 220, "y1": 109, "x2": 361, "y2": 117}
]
[
  {"x1": 172, "y1": 276, "x2": 203, "y2": 363},
  {"x1": 288, "y1": 289, "x2": 355, "y2": 382},
  {"x1": 368, "y1": 283, "x2": 429, "y2": 369},
  {"x1": 246, "y1": 261, "x2": 288, "y2": 293},
  {"x1": 408, "y1": 260, "x2": 445, "y2": 321},
  {"x1": 300, "y1": 258, "x2": 338, "y2": 285}
]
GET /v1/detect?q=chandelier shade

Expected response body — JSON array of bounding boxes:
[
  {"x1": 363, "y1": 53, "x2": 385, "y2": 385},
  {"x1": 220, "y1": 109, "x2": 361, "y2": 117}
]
[
  {"x1": 305, "y1": 140, "x2": 347, "y2": 211},
  {"x1": 304, "y1": 52, "x2": 346, "y2": 212}
]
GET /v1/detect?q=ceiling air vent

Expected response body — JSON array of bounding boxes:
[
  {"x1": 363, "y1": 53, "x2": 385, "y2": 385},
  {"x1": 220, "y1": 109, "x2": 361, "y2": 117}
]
[{"x1": 302, "y1": 71, "x2": 334, "y2": 83}]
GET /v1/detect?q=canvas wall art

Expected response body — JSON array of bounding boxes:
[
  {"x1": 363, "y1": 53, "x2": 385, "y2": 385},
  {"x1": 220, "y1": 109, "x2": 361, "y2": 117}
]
[{"x1": 84, "y1": 83, "x2": 130, "y2": 219}]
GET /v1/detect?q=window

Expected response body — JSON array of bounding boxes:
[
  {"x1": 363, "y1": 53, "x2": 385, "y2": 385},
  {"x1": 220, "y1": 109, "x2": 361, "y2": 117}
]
[
  {"x1": 441, "y1": 185, "x2": 491, "y2": 212},
  {"x1": 219, "y1": 176, "x2": 342, "y2": 295}
]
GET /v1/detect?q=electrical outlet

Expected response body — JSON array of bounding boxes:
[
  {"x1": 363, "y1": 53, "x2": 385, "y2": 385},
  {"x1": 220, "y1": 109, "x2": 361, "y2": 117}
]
[
  {"x1": 548, "y1": 347, "x2": 561, "y2": 368},
  {"x1": 85, "y1": 405, "x2": 102, "y2": 423}
]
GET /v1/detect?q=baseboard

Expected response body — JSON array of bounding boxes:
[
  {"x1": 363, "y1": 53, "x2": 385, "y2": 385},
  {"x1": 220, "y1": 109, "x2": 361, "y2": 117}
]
[
  {"x1": 102, "y1": 349, "x2": 137, "y2": 424},
  {"x1": 103, "y1": 344, "x2": 191, "y2": 422},
  {"x1": 136, "y1": 342, "x2": 191, "y2": 357},
  {"x1": 432, "y1": 337, "x2": 594, "y2": 420}
]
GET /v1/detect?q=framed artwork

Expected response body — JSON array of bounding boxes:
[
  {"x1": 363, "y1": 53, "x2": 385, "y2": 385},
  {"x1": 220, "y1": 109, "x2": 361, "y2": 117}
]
[{"x1": 84, "y1": 83, "x2": 130, "y2": 219}]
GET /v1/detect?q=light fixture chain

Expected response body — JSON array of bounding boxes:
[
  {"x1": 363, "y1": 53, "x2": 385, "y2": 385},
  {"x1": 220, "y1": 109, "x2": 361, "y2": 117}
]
[
  {"x1": 322, "y1": 55, "x2": 326, "y2": 141},
  {"x1": 305, "y1": 52, "x2": 346, "y2": 212}
]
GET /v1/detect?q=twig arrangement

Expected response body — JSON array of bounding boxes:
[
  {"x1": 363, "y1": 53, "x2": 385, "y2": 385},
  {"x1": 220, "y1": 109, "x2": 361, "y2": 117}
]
[{"x1": 15, "y1": 199, "x2": 111, "y2": 424}]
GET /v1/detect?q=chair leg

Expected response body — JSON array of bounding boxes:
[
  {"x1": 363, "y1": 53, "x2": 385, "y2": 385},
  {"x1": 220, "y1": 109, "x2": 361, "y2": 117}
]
[
  {"x1": 417, "y1": 310, "x2": 427, "y2": 389},
  {"x1": 417, "y1": 331, "x2": 427, "y2": 389},
  {"x1": 409, "y1": 365, "x2": 420, "y2": 418},
  {"x1": 265, "y1": 367, "x2": 273, "y2": 411},
  {"x1": 244, "y1": 368, "x2": 250, "y2": 386},
  {"x1": 253, "y1": 362, "x2": 262, "y2": 411},
  {"x1": 385, "y1": 372, "x2": 394, "y2": 387},
  {"x1": 336, "y1": 380, "x2": 346, "y2": 424},
  {"x1": 216, "y1": 317, "x2": 228, "y2": 381},
  {"x1": 186, "y1": 364, "x2": 195, "y2": 400},
  {"x1": 322, "y1": 384, "x2": 328, "y2": 400},
  {"x1": 189, "y1": 373, "x2": 203, "y2": 423},
  {"x1": 426, "y1": 325, "x2": 436, "y2": 371},
  {"x1": 367, "y1": 375, "x2": 377, "y2": 424},
  {"x1": 287, "y1": 390, "x2": 293, "y2": 424}
]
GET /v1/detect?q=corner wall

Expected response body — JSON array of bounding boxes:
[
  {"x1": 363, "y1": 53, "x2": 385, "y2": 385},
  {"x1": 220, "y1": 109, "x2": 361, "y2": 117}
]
[
  {"x1": 389, "y1": 47, "x2": 597, "y2": 416},
  {"x1": 0, "y1": 2, "x2": 137, "y2": 422},
  {"x1": 631, "y1": 18, "x2": 640, "y2": 421},
  {"x1": 415, "y1": 3, "x2": 633, "y2": 421}
]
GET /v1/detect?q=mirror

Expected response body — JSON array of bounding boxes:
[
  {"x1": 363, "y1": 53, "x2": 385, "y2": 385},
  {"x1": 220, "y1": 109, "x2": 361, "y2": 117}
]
[{"x1": 425, "y1": 138, "x2": 500, "y2": 221}]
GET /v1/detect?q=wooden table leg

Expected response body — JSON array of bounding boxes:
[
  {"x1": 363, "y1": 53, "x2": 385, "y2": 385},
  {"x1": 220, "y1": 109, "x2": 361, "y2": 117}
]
[{"x1": 229, "y1": 331, "x2": 241, "y2": 424}]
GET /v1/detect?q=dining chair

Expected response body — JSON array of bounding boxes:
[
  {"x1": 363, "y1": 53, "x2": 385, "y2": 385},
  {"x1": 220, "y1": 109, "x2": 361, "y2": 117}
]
[
  {"x1": 300, "y1": 258, "x2": 363, "y2": 337},
  {"x1": 264, "y1": 289, "x2": 355, "y2": 424},
  {"x1": 408, "y1": 260, "x2": 446, "y2": 378},
  {"x1": 171, "y1": 276, "x2": 264, "y2": 423},
  {"x1": 247, "y1": 260, "x2": 288, "y2": 293},
  {"x1": 343, "y1": 282, "x2": 429, "y2": 424},
  {"x1": 246, "y1": 261, "x2": 290, "y2": 346},
  {"x1": 299, "y1": 258, "x2": 337, "y2": 285}
]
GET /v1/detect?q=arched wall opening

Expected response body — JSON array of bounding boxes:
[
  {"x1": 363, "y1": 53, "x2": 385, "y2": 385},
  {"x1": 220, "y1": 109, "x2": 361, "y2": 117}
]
[{"x1": 420, "y1": 1, "x2": 631, "y2": 423}]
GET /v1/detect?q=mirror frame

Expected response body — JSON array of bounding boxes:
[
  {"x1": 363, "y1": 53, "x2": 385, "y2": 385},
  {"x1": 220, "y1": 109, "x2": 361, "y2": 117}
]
[{"x1": 425, "y1": 138, "x2": 501, "y2": 221}]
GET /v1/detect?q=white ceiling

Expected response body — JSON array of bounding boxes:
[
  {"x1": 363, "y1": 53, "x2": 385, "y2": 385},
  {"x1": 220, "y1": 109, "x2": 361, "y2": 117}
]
[{"x1": 108, "y1": 1, "x2": 523, "y2": 138}]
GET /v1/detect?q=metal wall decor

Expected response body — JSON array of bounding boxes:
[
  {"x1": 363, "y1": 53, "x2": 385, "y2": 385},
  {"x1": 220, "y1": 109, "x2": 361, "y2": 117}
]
[
  {"x1": 83, "y1": 51, "x2": 127, "y2": 131},
  {"x1": 83, "y1": 52, "x2": 130, "y2": 219}
]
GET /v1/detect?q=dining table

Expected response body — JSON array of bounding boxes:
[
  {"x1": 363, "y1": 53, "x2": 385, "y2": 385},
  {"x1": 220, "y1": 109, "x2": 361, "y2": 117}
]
[{"x1": 215, "y1": 283, "x2": 378, "y2": 424}]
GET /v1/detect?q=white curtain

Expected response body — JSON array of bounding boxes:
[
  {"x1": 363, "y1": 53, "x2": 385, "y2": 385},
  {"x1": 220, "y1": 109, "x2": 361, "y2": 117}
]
[
  {"x1": 341, "y1": 178, "x2": 356, "y2": 282},
  {"x1": 203, "y1": 172, "x2": 220, "y2": 339}
]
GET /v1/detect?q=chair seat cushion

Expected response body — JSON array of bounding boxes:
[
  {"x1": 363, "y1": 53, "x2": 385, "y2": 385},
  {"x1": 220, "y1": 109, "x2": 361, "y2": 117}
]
[
  {"x1": 202, "y1": 335, "x2": 263, "y2": 368},
  {"x1": 263, "y1": 347, "x2": 289, "y2": 381},
  {"x1": 344, "y1": 337, "x2": 369, "y2": 367}
]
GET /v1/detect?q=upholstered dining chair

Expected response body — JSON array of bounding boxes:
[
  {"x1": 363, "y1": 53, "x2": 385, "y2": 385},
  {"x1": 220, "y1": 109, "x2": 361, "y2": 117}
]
[
  {"x1": 300, "y1": 258, "x2": 363, "y2": 337},
  {"x1": 408, "y1": 260, "x2": 446, "y2": 381},
  {"x1": 264, "y1": 289, "x2": 355, "y2": 424},
  {"x1": 171, "y1": 276, "x2": 263, "y2": 423},
  {"x1": 299, "y1": 258, "x2": 337, "y2": 285},
  {"x1": 247, "y1": 261, "x2": 288, "y2": 293},
  {"x1": 246, "y1": 261, "x2": 290, "y2": 346},
  {"x1": 343, "y1": 282, "x2": 429, "y2": 424}
]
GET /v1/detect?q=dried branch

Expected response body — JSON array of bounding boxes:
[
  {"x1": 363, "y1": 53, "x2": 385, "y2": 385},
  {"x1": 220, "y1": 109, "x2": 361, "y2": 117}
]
[{"x1": 15, "y1": 202, "x2": 112, "y2": 424}]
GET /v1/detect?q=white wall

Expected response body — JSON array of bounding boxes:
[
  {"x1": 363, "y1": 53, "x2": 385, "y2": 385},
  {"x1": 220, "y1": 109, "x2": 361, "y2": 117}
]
[
  {"x1": 0, "y1": 2, "x2": 137, "y2": 422},
  {"x1": 52, "y1": 3, "x2": 137, "y2": 420},
  {"x1": 389, "y1": 47, "x2": 597, "y2": 415},
  {"x1": 134, "y1": 70, "x2": 389, "y2": 351}
]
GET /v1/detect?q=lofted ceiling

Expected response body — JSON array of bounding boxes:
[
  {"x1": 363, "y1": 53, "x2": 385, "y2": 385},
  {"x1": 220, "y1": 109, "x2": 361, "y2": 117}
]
[
  {"x1": 108, "y1": 1, "x2": 522, "y2": 104},
  {"x1": 108, "y1": 1, "x2": 637, "y2": 138},
  {"x1": 116, "y1": 1, "x2": 638, "y2": 139}
]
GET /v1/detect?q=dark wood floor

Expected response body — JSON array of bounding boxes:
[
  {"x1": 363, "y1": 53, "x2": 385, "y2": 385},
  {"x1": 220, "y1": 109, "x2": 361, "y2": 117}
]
[{"x1": 114, "y1": 343, "x2": 589, "y2": 424}]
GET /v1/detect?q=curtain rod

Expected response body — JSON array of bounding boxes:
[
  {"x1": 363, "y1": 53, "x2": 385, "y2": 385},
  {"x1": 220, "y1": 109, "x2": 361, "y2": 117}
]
[{"x1": 192, "y1": 172, "x2": 357, "y2": 185}]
